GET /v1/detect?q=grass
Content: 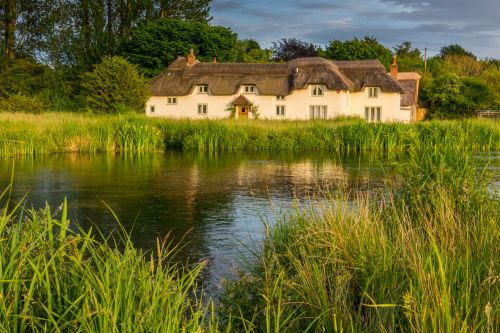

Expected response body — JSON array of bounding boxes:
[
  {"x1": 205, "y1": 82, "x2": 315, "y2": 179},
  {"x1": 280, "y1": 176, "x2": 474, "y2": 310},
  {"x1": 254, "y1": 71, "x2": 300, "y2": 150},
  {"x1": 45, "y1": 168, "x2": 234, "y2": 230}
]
[
  {"x1": 0, "y1": 112, "x2": 499, "y2": 156},
  {"x1": 219, "y1": 147, "x2": 499, "y2": 332},
  {"x1": 1, "y1": 112, "x2": 499, "y2": 331},
  {"x1": 0, "y1": 186, "x2": 220, "y2": 332}
]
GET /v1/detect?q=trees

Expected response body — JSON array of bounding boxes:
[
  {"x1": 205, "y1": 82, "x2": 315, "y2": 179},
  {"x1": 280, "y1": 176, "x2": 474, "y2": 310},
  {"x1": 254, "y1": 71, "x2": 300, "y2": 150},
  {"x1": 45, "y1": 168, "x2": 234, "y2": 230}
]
[
  {"x1": 393, "y1": 41, "x2": 424, "y2": 72},
  {"x1": 425, "y1": 73, "x2": 497, "y2": 118},
  {"x1": 271, "y1": 38, "x2": 318, "y2": 62},
  {"x1": 440, "y1": 44, "x2": 476, "y2": 59},
  {"x1": 120, "y1": 18, "x2": 237, "y2": 77},
  {"x1": 229, "y1": 39, "x2": 271, "y2": 63},
  {"x1": 324, "y1": 37, "x2": 392, "y2": 68},
  {"x1": 81, "y1": 56, "x2": 149, "y2": 113}
]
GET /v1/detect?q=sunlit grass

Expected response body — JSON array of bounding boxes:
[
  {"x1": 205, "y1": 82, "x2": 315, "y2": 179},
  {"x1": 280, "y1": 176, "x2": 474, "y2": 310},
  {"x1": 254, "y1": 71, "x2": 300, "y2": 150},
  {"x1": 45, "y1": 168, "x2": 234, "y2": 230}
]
[{"x1": 0, "y1": 112, "x2": 498, "y2": 156}]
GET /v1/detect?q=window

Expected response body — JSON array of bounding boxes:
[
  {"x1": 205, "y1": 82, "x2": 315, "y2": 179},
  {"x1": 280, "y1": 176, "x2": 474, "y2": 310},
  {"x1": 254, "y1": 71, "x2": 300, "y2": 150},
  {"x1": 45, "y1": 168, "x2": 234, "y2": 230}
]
[
  {"x1": 276, "y1": 96, "x2": 285, "y2": 100},
  {"x1": 197, "y1": 104, "x2": 208, "y2": 115},
  {"x1": 368, "y1": 87, "x2": 379, "y2": 98},
  {"x1": 276, "y1": 105, "x2": 286, "y2": 116},
  {"x1": 167, "y1": 97, "x2": 177, "y2": 105},
  {"x1": 244, "y1": 85, "x2": 256, "y2": 93},
  {"x1": 311, "y1": 85, "x2": 324, "y2": 96},
  {"x1": 198, "y1": 85, "x2": 208, "y2": 93},
  {"x1": 149, "y1": 105, "x2": 155, "y2": 113},
  {"x1": 364, "y1": 107, "x2": 381, "y2": 122},
  {"x1": 309, "y1": 105, "x2": 327, "y2": 119}
]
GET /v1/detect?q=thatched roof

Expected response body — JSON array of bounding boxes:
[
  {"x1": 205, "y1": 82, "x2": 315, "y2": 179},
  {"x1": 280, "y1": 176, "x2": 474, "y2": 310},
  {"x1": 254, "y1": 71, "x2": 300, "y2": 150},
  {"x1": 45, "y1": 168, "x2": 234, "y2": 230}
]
[
  {"x1": 397, "y1": 72, "x2": 421, "y2": 106},
  {"x1": 150, "y1": 56, "x2": 405, "y2": 96},
  {"x1": 232, "y1": 95, "x2": 253, "y2": 106}
]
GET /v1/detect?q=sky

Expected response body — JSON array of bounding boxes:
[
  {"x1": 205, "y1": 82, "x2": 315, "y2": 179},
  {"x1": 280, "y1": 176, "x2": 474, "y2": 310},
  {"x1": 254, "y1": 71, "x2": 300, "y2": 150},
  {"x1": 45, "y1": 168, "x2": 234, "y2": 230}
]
[{"x1": 211, "y1": 0, "x2": 500, "y2": 58}]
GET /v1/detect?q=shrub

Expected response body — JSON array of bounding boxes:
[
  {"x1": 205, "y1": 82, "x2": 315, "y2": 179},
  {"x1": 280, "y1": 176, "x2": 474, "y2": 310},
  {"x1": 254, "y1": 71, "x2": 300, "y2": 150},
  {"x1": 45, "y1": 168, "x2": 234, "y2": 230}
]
[
  {"x1": 81, "y1": 56, "x2": 150, "y2": 114},
  {"x1": 0, "y1": 94, "x2": 45, "y2": 113}
]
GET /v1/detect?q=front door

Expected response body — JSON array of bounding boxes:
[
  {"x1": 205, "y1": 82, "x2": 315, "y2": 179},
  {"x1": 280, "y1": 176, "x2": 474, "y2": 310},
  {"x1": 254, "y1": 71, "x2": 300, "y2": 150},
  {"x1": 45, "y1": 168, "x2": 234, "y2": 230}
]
[{"x1": 238, "y1": 106, "x2": 249, "y2": 119}]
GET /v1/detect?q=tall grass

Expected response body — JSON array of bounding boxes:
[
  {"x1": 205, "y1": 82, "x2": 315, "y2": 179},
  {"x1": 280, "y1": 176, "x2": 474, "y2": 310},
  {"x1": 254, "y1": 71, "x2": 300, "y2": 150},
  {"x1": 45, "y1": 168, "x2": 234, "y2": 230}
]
[
  {"x1": 0, "y1": 112, "x2": 499, "y2": 156},
  {"x1": 0, "y1": 186, "x2": 220, "y2": 332},
  {"x1": 220, "y1": 147, "x2": 499, "y2": 332}
]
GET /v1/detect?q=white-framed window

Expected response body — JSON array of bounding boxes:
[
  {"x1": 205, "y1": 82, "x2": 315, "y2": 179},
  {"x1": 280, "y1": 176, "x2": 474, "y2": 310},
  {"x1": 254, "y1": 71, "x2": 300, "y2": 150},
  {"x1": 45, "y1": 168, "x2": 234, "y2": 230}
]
[
  {"x1": 197, "y1": 104, "x2": 208, "y2": 115},
  {"x1": 198, "y1": 85, "x2": 208, "y2": 93},
  {"x1": 311, "y1": 85, "x2": 324, "y2": 96},
  {"x1": 244, "y1": 85, "x2": 256, "y2": 93},
  {"x1": 368, "y1": 87, "x2": 379, "y2": 98},
  {"x1": 276, "y1": 96, "x2": 285, "y2": 100},
  {"x1": 309, "y1": 105, "x2": 327, "y2": 119},
  {"x1": 276, "y1": 105, "x2": 286, "y2": 116},
  {"x1": 167, "y1": 97, "x2": 177, "y2": 105},
  {"x1": 149, "y1": 105, "x2": 155, "y2": 113},
  {"x1": 364, "y1": 107, "x2": 381, "y2": 122}
]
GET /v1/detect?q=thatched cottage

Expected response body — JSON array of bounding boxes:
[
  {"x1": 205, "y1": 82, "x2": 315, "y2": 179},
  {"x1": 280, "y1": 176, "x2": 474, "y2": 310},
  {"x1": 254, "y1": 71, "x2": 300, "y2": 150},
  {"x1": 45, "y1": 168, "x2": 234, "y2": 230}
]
[{"x1": 146, "y1": 50, "x2": 420, "y2": 122}]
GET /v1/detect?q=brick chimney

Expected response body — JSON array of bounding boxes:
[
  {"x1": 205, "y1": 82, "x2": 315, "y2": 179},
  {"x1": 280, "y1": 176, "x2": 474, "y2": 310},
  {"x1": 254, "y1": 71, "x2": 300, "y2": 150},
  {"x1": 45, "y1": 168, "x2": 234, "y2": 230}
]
[
  {"x1": 187, "y1": 48, "x2": 196, "y2": 66},
  {"x1": 212, "y1": 57, "x2": 217, "y2": 64},
  {"x1": 390, "y1": 55, "x2": 398, "y2": 79}
]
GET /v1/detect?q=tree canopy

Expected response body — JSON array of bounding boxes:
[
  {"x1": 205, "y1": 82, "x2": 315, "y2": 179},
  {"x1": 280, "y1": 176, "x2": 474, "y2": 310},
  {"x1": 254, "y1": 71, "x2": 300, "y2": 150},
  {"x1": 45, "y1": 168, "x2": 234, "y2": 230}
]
[
  {"x1": 271, "y1": 38, "x2": 319, "y2": 62},
  {"x1": 324, "y1": 36, "x2": 392, "y2": 68},
  {"x1": 81, "y1": 56, "x2": 149, "y2": 113},
  {"x1": 440, "y1": 44, "x2": 476, "y2": 59},
  {"x1": 120, "y1": 18, "x2": 237, "y2": 77}
]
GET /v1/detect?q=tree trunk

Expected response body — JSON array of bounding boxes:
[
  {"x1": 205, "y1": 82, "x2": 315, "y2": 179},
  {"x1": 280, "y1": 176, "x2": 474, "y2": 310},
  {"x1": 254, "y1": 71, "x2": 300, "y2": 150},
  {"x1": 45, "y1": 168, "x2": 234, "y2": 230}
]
[
  {"x1": 107, "y1": 0, "x2": 113, "y2": 53},
  {"x1": 4, "y1": 0, "x2": 16, "y2": 62}
]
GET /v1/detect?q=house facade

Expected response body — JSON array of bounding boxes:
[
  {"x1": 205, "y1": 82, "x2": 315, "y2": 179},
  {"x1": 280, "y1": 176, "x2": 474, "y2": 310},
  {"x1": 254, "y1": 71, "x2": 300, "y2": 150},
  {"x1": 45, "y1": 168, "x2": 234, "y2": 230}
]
[{"x1": 146, "y1": 50, "x2": 420, "y2": 122}]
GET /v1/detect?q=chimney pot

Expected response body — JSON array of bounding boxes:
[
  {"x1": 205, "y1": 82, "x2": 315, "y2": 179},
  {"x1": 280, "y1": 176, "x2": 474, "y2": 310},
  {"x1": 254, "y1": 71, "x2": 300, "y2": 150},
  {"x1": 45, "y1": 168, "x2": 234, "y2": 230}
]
[
  {"x1": 212, "y1": 57, "x2": 217, "y2": 64},
  {"x1": 187, "y1": 48, "x2": 196, "y2": 66},
  {"x1": 390, "y1": 55, "x2": 398, "y2": 79}
]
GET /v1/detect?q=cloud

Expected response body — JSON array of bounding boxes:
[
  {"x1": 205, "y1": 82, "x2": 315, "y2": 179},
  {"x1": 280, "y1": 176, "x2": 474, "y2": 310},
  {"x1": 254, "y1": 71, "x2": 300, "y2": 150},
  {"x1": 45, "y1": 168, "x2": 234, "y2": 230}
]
[{"x1": 210, "y1": 0, "x2": 500, "y2": 57}]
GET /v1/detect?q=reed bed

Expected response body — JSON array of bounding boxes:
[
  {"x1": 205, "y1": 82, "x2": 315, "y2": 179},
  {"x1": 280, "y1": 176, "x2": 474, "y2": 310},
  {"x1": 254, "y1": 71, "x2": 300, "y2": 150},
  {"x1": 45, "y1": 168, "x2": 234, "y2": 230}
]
[
  {"x1": 220, "y1": 147, "x2": 499, "y2": 332},
  {"x1": 0, "y1": 112, "x2": 499, "y2": 156},
  {"x1": 0, "y1": 188, "x2": 222, "y2": 332}
]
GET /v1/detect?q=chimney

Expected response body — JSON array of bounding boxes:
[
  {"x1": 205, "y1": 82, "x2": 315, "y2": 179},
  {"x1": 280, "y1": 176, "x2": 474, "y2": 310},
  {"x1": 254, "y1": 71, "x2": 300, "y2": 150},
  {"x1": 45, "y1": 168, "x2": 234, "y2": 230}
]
[
  {"x1": 187, "y1": 48, "x2": 196, "y2": 66},
  {"x1": 212, "y1": 57, "x2": 217, "y2": 64},
  {"x1": 390, "y1": 55, "x2": 398, "y2": 79}
]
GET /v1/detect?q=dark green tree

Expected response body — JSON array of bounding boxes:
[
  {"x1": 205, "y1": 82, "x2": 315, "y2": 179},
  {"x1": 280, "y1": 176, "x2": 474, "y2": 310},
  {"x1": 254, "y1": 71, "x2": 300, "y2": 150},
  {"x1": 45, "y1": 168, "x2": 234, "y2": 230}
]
[
  {"x1": 440, "y1": 44, "x2": 476, "y2": 59},
  {"x1": 392, "y1": 41, "x2": 424, "y2": 72},
  {"x1": 81, "y1": 56, "x2": 149, "y2": 113},
  {"x1": 120, "y1": 18, "x2": 237, "y2": 77},
  {"x1": 324, "y1": 36, "x2": 392, "y2": 68}
]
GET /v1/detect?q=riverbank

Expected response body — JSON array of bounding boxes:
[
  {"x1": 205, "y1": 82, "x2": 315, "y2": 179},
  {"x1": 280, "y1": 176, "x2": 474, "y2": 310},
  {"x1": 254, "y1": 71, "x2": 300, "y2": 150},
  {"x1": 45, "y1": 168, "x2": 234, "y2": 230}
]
[
  {"x1": 1, "y1": 145, "x2": 498, "y2": 331},
  {"x1": 1, "y1": 112, "x2": 499, "y2": 156}
]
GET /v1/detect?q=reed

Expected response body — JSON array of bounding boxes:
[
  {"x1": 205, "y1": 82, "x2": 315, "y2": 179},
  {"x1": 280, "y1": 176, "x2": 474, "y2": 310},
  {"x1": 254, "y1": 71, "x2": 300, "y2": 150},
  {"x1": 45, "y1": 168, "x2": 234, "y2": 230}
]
[
  {"x1": 0, "y1": 186, "x2": 220, "y2": 332},
  {"x1": 220, "y1": 147, "x2": 499, "y2": 332},
  {"x1": 0, "y1": 112, "x2": 499, "y2": 156}
]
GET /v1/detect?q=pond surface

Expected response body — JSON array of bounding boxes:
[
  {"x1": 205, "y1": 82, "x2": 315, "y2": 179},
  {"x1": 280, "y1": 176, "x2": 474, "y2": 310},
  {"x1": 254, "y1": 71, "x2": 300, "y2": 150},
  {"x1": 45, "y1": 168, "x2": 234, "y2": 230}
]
[{"x1": 1, "y1": 151, "x2": 497, "y2": 294}]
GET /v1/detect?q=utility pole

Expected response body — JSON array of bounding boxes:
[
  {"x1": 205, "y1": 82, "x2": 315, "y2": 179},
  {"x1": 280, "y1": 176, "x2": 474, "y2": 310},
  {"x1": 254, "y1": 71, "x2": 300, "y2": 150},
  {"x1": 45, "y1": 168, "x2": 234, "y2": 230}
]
[{"x1": 424, "y1": 47, "x2": 427, "y2": 72}]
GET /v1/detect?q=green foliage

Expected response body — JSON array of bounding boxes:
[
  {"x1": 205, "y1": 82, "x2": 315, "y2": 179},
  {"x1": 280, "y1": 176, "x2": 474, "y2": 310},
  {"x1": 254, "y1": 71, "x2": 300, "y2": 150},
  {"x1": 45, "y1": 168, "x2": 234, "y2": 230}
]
[
  {"x1": 0, "y1": 94, "x2": 45, "y2": 113},
  {"x1": 393, "y1": 41, "x2": 424, "y2": 72},
  {"x1": 120, "y1": 18, "x2": 237, "y2": 77},
  {"x1": 0, "y1": 113, "x2": 498, "y2": 157},
  {"x1": 442, "y1": 55, "x2": 485, "y2": 77},
  {"x1": 440, "y1": 43, "x2": 476, "y2": 59},
  {"x1": 220, "y1": 147, "x2": 499, "y2": 331},
  {"x1": 0, "y1": 191, "x2": 215, "y2": 332},
  {"x1": 81, "y1": 56, "x2": 149, "y2": 114},
  {"x1": 229, "y1": 39, "x2": 271, "y2": 63},
  {"x1": 425, "y1": 73, "x2": 497, "y2": 118},
  {"x1": 324, "y1": 36, "x2": 393, "y2": 68}
]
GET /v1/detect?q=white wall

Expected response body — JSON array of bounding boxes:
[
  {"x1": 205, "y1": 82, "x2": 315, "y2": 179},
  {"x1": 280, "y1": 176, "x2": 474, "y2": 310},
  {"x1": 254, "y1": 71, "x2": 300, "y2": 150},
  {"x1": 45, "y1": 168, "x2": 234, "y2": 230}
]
[{"x1": 146, "y1": 84, "x2": 407, "y2": 122}]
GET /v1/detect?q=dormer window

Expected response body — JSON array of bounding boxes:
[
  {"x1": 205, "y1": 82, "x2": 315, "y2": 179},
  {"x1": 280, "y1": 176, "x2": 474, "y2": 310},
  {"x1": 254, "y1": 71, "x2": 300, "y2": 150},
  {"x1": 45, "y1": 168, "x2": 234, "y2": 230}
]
[
  {"x1": 167, "y1": 97, "x2": 177, "y2": 105},
  {"x1": 198, "y1": 85, "x2": 208, "y2": 93},
  {"x1": 368, "y1": 87, "x2": 379, "y2": 98},
  {"x1": 276, "y1": 96, "x2": 285, "y2": 100},
  {"x1": 244, "y1": 85, "x2": 256, "y2": 93},
  {"x1": 311, "y1": 85, "x2": 324, "y2": 96}
]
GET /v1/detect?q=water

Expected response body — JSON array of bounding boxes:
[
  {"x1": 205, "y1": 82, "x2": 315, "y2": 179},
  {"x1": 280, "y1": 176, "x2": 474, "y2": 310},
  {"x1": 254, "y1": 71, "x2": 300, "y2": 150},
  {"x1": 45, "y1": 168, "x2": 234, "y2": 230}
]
[{"x1": 1, "y1": 151, "x2": 497, "y2": 294}]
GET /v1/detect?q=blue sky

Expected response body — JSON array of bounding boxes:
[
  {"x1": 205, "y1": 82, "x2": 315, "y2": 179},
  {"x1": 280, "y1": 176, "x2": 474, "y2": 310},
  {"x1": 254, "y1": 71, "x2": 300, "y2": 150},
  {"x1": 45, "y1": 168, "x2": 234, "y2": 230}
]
[{"x1": 211, "y1": 0, "x2": 500, "y2": 58}]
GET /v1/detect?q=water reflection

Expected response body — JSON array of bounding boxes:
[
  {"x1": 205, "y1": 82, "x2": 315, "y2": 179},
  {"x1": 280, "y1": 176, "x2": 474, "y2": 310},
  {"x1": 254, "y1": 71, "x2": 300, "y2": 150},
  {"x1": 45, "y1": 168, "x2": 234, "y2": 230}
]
[{"x1": 0, "y1": 152, "x2": 396, "y2": 292}]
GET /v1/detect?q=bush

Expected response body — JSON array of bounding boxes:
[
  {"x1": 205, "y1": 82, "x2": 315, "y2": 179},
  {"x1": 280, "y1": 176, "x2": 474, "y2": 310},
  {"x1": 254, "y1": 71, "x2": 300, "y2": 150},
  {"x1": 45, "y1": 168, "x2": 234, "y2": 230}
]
[
  {"x1": 0, "y1": 94, "x2": 45, "y2": 113},
  {"x1": 81, "y1": 56, "x2": 150, "y2": 114}
]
